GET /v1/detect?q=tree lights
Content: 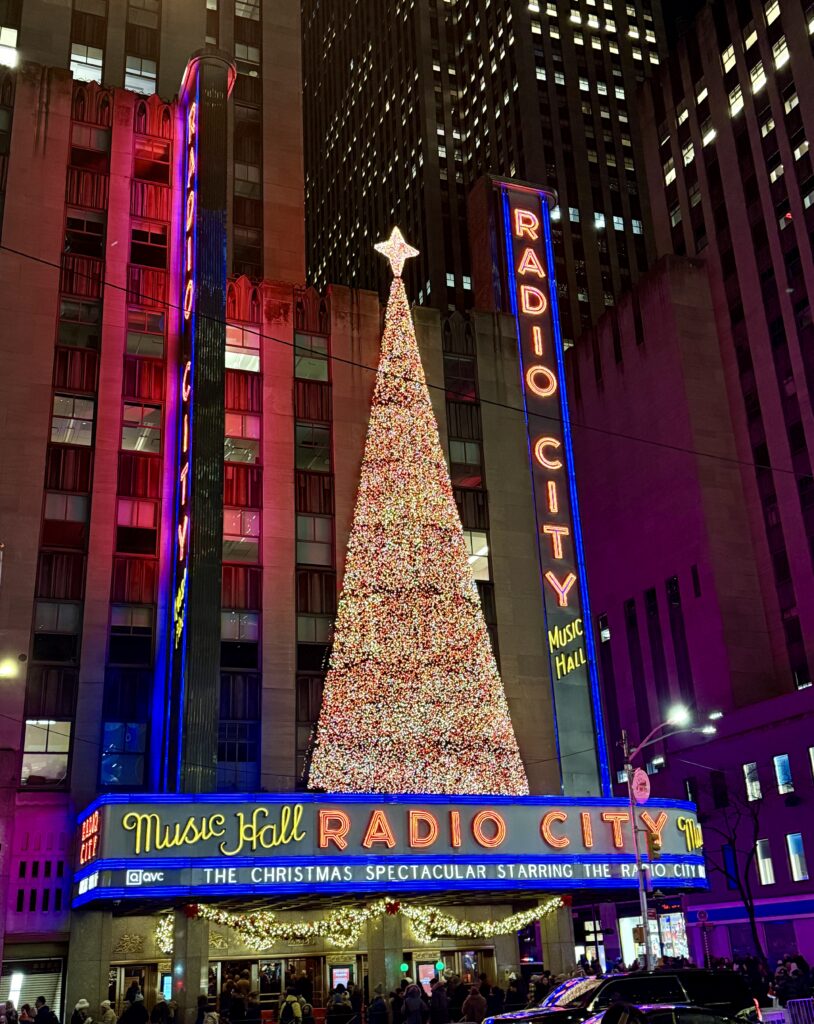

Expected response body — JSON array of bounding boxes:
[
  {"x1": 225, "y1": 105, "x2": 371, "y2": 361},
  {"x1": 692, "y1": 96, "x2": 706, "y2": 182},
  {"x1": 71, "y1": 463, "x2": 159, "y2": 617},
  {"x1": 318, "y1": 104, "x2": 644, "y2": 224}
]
[{"x1": 307, "y1": 231, "x2": 528, "y2": 796}]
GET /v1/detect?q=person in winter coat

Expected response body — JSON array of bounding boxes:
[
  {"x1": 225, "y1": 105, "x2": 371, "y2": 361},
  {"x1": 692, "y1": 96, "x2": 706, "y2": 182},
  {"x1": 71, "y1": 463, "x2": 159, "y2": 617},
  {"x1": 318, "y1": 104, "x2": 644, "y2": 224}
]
[
  {"x1": 486, "y1": 988, "x2": 504, "y2": 1017},
  {"x1": 279, "y1": 990, "x2": 302, "y2": 1024},
  {"x1": 368, "y1": 986, "x2": 389, "y2": 1024},
  {"x1": 4, "y1": 1002, "x2": 20, "y2": 1024},
  {"x1": 19, "y1": 1007, "x2": 32, "y2": 1023},
  {"x1": 461, "y1": 988, "x2": 487, "y2": 1024},
  {"x1": 121, "y1": 995, "x2": 148, "y2": 1024},
  {"x1": 99, "y1": 1003, "x2": 116, "y2": 1024},
  {"x1": 150, "y1": 998, "x2": 168, "y2": 1024},
  {"x1": 300, "y1": 1006, "x2": 314, "y2": 1024},
  {"x1": 71, "y1": 1000, "x2": 92, "y2": 1024},
  {"x1": 401, "y1": 986, "x2": 427, "y2": 1024},
  {"x1": 429, "y1": 982, "x2": 449, "y2": 1024},
  {"x1": 124, "y1": 986, "x2": 140, "y2": 1009}
]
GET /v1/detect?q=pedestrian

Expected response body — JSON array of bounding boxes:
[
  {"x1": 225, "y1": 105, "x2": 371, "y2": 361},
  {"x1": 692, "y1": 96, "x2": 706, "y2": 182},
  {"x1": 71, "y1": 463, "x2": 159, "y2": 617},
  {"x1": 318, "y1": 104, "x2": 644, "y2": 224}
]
[
  {"x1": 279, "y1": 989, "x2": 302, "y2": 1024},
  {"x1": 486, "y1": 988, "x2": 504, "y2": 1017},
  {"x1": 124, "y1": 985, "x2": 141, "y2": 1009},
  {"x1": 35, "y1": 1001, "x2": 57, "y2": 1024},
  {"x1": 301, "y1": 1007, "x2": 314, "y2": 1024},
  {"x1": 121, "y1": 995, "x2": 148, "y2": 1024},
  {"x1": 461, "y1": 988, "x2": 486, "y2": 1024},
  {"x1": 368, "y1": 986, "x2": 389, "y2": 1024},
  {"x1": 244, "y1": 995, "x2": 260, "y2": 1024},
  {"x1": 99, "y1": 1004, "x2": 116, "y2": 1024},
  {"x1": 295, "y1": 976, "x2": 313, "y2": 1006},
  {"x1": 429, "y1": 981, "x2": 449, "y2": 1024},
  {"x1": 71, "y1": 1004, "x2": 92, "y2": 1024},
  {"x1": 4, "y1": 1003, "x2": 19, "y2": 1024},
  {"x1": 20, "y1": 1008, "x2": 33, "y2": 1023},
  {"x1": 150, "y1": 998, "x2": 168, "y2": 1024},
  {"x1": 402, "y1": 986, "x2": 427, "y2": 1024}
]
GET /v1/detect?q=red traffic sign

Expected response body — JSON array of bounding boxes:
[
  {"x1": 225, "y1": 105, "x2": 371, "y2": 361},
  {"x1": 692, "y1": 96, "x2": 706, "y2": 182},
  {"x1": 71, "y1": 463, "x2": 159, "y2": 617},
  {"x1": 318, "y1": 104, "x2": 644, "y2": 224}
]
[{"x1": 632, "y1": 767, "x2": 651, "y2": 804}]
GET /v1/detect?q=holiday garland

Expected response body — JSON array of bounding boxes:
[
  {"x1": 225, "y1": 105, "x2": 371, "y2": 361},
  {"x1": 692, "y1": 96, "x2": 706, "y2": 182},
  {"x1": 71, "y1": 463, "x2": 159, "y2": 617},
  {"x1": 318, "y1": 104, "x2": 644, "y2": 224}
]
[{"x1": 155, "y1": 896, "x2": 565, "y2": 954}]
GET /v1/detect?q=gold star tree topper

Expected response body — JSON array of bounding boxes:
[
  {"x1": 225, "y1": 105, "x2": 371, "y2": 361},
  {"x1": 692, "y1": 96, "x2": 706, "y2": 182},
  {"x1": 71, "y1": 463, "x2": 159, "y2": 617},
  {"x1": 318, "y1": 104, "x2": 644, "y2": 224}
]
[{"x1": 374, "y1": 227, "x2": 419, "y2": 278}]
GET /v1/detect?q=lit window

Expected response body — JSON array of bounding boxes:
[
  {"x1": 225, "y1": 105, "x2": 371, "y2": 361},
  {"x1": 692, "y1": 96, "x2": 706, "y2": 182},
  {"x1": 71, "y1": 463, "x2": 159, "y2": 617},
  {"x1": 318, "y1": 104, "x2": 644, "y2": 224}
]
[
  {"x1": 226, "y1": 324, "x2": 260, "y2": 372},
  {"x1": 787, "y1": 833, "x2": 809, "y2": 881},
  {"x1": 579, "y1": 77, "x2": 589, "y2": 91},
  {"x1": 729, "y1": 84, "x2": 744, "y2": 116},
  {"x1": 221, "y1": 611, "x2": 259, "y2": 642},
  {"x1": 117, "y1": 498, "x2": 156, "y2": 530},
  {"x1": 701, "y1": 119, "x2": 716, "y2": 146},
  {"x1": 663, "y1": 157, "x2": 676, "y2": 185},
  {"x1": 785, "y1": 90, "x2": 798, "y2": 114},
  {"x1": 0, "y1": 25, "x2": 18, "y2": 68},
  {"x1": 51, "y1": 394, "x2": 94, "y2": 446},
  {"x1": 670, "y1": 205, "x2": 682, "y2": 227},
  {"x1": 450, "y1": 440, "x2": 482, "y2": 466},
  {"x1": 677, "y1": 104, "x2": 688, "y2": 125},
  {"x1": 632, "y1": 219, "x2": 643, "y2": 235},
  {"x1": 295, "y1": 332, "x2": 329, "y2": 381},
  {"x1": 296, "y1": 514, "x2": 332, "y2": 566},
  {"x1": 121, "y1": 402, "x2": 161, "y2": 453},
  {"x1": 223, "y1": 508, "x2": 260, "y2": 563},
  {"x1": 696, "y1": 84, "x2": 708, "y2": 103},
  {"x1": 569, "y1": 207, "x2": 580, "y2": 222},
  {"x1": 555, "y1": 71, "x2": 565, "y2": 85},
  {"x1": 750, "y1": 61, "x2": 766, "y2": 92},
  {"x1": 70, "y1": 43, "x2": 103, "y2": 83},
  {"x1": 295, "y1": 422, "x2": 330, "y2": 473},
  {"x1": 682, "y1": 141, "x2": 694, "y2": 166},
  {"x1": 810, "y1": 746, "x2": 814, "y2": 778},
  {"x1": 21, "y1": 720, "x2": 72, "y2": 787},
  {"x1": 297, "y1": 614, "x2": 332, "y2": 644},
  {"x1": 125, "y1": 55, "x2": 157, "y2": 95},
  {"x1": 463, "y1": 530, "x2": 490, "y2": 581},
  {"x1": 756, "y1": 838, "x2": 775, "y2": 885},
  {"x1": 795, "y1": 141, "x2": 810, "y2": 163},
  {"x1": 774, "y1": 753, "x2": 794, "y2": 793},
  {"x1": 743, "y1": 762, "x2": 762, "y2": 800},
  {"x1": 462, "y1": 275, "x2": 472, "y2": 290},
  {"x1": 225, "y1": 413, "x2": 261, "y2": 464},
  {"x1": 613, "y1": 215, "x2": 624, "y2": 230},
  {"x1": 594, "y1": 211, "x2": 606, "y2": 229},
  {"x1": 446, "y1": 272, "x2": 455, "y2": 287},
  {"x1": 764, "y1": 0, "x2": 780, "y2": 24},
  {"x1": 769, "y1": 163, "x2": 784, "y2": 183},
  {"x1": 721, "y1": 44, "x2": 736, "y2": 72},
  {"x1": 744, "y1": 26, "x2": 757, "y2": 48},
  {"x1": 773, "y1": 36, "x2": 789, "y2": 68},
  {"x1": 761, "y1": 115, "x2": 776, "y2": 137}
]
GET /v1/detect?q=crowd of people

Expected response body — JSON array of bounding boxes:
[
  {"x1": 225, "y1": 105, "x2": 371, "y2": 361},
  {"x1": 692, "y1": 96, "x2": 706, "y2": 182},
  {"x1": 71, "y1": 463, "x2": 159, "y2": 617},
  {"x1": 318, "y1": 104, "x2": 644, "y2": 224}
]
[{"x1": 709, "y1": 953, "x2": 814, "y2": 1007}]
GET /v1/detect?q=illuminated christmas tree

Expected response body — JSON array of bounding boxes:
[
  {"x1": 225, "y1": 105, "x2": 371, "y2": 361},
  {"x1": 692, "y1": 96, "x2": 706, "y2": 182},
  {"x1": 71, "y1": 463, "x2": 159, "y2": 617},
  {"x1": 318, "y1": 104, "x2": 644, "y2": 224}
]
[{"x1": 308, "y1": 229, "x2": 529, "y2": 795}]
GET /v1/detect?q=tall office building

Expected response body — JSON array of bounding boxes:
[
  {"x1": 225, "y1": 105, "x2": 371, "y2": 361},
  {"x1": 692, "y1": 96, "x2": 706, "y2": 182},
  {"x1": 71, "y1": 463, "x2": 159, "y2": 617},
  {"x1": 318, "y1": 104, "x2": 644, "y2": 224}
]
[
  {"x1": 638, "y1": 0, "x2": 814, "y2": 691},
  {"x1": 302, "y1": 0, "x2": 665, "y2": 344}
]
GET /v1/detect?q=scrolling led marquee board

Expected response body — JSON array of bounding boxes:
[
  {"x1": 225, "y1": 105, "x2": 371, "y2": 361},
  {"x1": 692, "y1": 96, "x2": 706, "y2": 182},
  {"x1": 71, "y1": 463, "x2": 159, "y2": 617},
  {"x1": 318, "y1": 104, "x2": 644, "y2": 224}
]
[
  {"x1": 498, "y1": 180, "x2": 610, "y2": 797},
  {"x1": 72, "y1": 794, "x2": 705, "y2": 906}
]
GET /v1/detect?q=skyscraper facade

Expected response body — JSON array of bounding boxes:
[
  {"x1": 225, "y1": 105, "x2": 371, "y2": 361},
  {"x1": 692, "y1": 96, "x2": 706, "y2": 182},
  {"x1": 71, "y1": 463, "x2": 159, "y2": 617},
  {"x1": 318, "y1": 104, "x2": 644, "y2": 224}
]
[
  {"x1": 639, "y1": 0, "x2": 814, "y2": 690},
  {"x1": 302, "y1": 0, "x2": 665, "y2": 344}
]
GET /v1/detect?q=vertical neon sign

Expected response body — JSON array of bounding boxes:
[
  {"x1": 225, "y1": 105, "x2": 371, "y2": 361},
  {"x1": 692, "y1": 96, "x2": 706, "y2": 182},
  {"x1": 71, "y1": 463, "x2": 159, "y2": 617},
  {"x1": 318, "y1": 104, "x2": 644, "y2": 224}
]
[
  {"x1": 173, "y1": 91, "x2": 198, "y2": 654},
  {"x1": 499, "y1": 182, "x2": 610, "y2": 797}
]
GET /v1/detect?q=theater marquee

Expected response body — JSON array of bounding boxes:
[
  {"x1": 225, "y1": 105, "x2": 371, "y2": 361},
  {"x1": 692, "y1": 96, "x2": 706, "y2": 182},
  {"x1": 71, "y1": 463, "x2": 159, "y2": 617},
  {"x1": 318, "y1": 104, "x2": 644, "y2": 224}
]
[{"x1": 73, "y1": 794, "x2": 705, "y2": 906}]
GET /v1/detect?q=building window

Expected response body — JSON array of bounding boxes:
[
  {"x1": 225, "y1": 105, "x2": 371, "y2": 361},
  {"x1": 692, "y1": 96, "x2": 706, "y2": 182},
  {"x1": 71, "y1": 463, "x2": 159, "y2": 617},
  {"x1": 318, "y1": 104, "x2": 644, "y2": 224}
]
[
  {"x1": 109, "y1": 604, "x2": 153, "y2": 665},
  {"x1": 743, "y1": 761, "x2": 762, "y2": 801},
  {"x1": 34, "y1": 600, "x2": 81, "y2": 635},
  {"x1": 722, "y1": 843, "x2": 739, "y2": 890},
  {"x1": 764, "y1": 0, "x2": 780, "y2": 24},
  {"x1": 128, "y1": 0, "x2": 160, "y2": 28},
  {"x1": 226, "y1": 324, "x2": 260, "y2": 372},
  {"x1": 294, "y1": 333, "x2": 329, "y2": 381},
  {"x1": 221, "y1": 611, "x2": 259, "y2": 642},
  {"x1": 44, "y1": 491, "x2": 89, "y2": 524},
  {"x1": 70, "y1": 43, "x2": 103, "y2": 84},
  {"x1": 126, "y1": 308, "x2": 164, "y2": 358},
  {"x1": 773, "y1": 753, "x2": 794, "y2": 793},
  {"x1": 225, "y1": 413, "x2": 261, "y2": 464},
  {"x1": 729, "y1": 85, "x2": 744, "y2": 116},
  {"x1": 236, "y1": 0, "x2": 260, "y2": 20},
  {"x1": 223, "y1": 508, "x2": 260, "y2": 563},
  {"x1": 20, "y1": 720, "x2": 72, "y2": 788},
  {"x1": 721, "y1": 44, "x2": 736, "y2": 73},
  {"x1": 295, "y1": 423, "x2": 330, "y2": 472},
  {"x1": 809, "y1": 746, "x2": 814, "y2": 779},
  {"x1": 0, "y1": 26, "x2": 18, "y2": 68},
  {"x1": 51, "y1": 394, "x2": 94, "y2": 446},
  {"x1": 750, "y1": 61, "x2": 766, "y2": 93},
  {"x1": 772, "y1": 36, "x2": 789, "y2": 68},
  {"x1": 297, "y1": 614, "x2": 333, "y2": 643},
  {"x1": 100, "y1": 721, "x2": 146, "y2": 786},
  {"x1": 125, "y1": 56, "x2": 157, "y2": 95},
  {"x1": 121, "y1": 402, "x2": 161, "y2": 453},
  {"x1": 463, "y1": 530, "x2": 490, "y2": 581},
  {"x1": 786, "y1": 833, "x2": 809, "y2": 882},
  {"x1": 296, "y1": 514, "x2": 332, "y2": 566},
  {"x1": 701, "y1": 119, "x2": 716, "y2": 146},
  {"x1": 756, "y1": 839, "x2": 775, "y2": 885}
]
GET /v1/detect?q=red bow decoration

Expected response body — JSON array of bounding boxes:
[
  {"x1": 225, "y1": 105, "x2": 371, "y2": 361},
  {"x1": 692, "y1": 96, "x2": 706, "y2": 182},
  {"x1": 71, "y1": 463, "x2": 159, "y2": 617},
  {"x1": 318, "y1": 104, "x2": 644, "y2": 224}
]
[
  {"x1": 183, "y1": 904, "x2": 200, "y2": 919},
  {"x1": 385, "y1": 901, "x2": 401, "y2": 916},
  {"x1": 561, "y1": 895, "x2": 573, "y2": 908}
]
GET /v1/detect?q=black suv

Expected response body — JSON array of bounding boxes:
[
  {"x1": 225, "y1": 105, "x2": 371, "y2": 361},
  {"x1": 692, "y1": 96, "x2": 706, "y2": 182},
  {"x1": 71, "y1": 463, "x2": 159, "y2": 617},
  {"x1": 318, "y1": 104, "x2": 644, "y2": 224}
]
[{"x1": 483, "y1": 971, "x2": 757, "y2": 1024}]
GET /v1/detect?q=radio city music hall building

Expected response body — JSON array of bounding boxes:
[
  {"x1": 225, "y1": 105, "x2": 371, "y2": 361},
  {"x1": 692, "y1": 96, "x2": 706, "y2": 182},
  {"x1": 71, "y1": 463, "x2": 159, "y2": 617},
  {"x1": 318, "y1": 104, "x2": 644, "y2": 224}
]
[{"x1": 0, "y1": 47, "x2": 704, "y2": 1023}]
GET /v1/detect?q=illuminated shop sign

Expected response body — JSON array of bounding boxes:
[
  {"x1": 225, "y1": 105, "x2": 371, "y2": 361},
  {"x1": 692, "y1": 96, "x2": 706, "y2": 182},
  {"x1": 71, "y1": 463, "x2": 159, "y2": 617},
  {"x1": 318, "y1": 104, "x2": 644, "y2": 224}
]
[
  {"x1": 72, "y1": 794, "x2": 705, "y2": 906},
  {"x1": 497, "y1": 181, "x2": 609, "y2": 797}
]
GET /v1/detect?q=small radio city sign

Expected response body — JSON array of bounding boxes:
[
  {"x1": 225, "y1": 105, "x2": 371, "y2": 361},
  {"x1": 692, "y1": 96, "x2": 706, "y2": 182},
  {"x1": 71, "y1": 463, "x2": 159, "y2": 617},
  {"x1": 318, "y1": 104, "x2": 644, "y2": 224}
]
[{"x1": 73, "y1": 794, "x2": 705, "y2": 906}]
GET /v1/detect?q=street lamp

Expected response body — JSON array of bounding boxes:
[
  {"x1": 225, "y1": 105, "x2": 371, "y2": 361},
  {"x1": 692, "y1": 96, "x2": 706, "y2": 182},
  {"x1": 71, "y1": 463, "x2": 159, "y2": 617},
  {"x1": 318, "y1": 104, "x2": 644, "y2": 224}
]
[{"x1": 621, "y1": 706, "x2": 720, "y2": 970}]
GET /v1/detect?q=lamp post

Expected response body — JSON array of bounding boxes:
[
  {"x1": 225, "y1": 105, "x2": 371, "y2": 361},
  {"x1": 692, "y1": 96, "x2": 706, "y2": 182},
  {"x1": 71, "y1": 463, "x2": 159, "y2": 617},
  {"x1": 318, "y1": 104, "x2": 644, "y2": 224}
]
[{"x1": 621, "y1": 705, "x2": 719, "y2": 970}]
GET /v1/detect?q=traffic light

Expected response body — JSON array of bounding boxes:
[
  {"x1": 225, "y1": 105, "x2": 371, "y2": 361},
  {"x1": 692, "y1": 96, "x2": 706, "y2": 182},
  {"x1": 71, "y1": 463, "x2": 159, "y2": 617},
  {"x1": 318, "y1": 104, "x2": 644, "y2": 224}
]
[{"x1": 646, "y1": 831, "x2": 662, "y2": 861}]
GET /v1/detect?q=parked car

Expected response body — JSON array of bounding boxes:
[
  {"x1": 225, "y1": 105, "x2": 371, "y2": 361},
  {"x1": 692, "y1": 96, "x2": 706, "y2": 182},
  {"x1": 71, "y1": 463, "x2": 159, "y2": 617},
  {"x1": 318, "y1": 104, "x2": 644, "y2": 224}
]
[
  {"x1": 582, "y1": 1004, "x2": 749, "y2": 1024},
  {"x1": 483, "y1": 971, "x2": 758, "y2": 1024}
]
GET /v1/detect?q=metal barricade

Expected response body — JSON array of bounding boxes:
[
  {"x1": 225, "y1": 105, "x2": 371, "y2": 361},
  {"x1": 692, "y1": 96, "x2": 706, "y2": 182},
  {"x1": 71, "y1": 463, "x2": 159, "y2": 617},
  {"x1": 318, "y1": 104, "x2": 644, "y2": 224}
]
[{"x1": 787, "y1": 999, "x2": 814, "y2": 1024}]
